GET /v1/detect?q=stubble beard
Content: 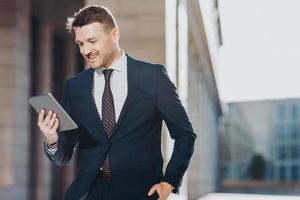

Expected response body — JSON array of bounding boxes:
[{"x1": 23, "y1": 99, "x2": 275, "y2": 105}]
[{"x1": 101, "y1": 49, "x2": 118, "y2": 68}]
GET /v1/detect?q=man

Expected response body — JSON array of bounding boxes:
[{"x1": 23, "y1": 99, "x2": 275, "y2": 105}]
[{"x1": 38, "y1": 5, "x2": 196, "y2": 200}]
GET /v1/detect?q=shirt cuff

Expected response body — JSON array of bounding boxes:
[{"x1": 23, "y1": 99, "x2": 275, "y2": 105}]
[
  {"x1": 44, "y1": 140, "x2": 58, "y2": 155},
  {"x1": 47, "y1": 147, "x2": 58, "y2": 155}
]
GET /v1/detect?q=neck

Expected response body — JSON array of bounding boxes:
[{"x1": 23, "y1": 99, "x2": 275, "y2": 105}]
[{"x1": 105, "y1": 47, "x2": 122, "y2": 68}]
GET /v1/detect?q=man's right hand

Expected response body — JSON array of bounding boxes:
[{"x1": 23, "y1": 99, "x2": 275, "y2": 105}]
[{"x1": 37, "y1": 109, "x2": 59, "y2": 148}]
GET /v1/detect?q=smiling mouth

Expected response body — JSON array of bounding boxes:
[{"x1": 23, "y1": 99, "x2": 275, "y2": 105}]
[{"x1": 87, "y1": 56, "x2": 97, "y2": 62}]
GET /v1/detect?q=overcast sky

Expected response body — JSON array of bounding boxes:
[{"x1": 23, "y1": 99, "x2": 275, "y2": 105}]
[{"x1": 217, "y1": 0, "x2": 300, "y2": 102}]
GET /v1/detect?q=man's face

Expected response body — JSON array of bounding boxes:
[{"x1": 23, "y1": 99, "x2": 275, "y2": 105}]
[{"x1": 74, "y1": 22, "x2": 118, "y2": 68}]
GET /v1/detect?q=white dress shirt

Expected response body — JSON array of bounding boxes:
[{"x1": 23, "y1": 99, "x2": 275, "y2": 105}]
[
  {"x1": 47, "y1": 50, "x2": 128, "y2": 154},
  {"x1": 93, "y1": 50, "x2": 127, "y2": 120}
]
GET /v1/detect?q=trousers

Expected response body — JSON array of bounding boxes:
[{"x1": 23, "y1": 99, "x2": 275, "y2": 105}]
[{"x1": 86, "y1": 170, "x2": 160, "y2": 200}]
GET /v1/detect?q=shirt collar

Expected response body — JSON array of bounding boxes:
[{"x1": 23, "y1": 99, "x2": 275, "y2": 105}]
[{"x1": 95, "y1": 50, "x2": 126, "y2": 76}]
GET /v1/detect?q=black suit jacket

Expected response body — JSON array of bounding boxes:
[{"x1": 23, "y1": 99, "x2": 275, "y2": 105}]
[{"x1": 45, "y1": 55, "x2": 196, "y2": 200}]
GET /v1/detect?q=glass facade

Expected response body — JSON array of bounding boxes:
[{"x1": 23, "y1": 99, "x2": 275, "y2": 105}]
[
  {"x1": 277, "y1": 104, "x2": 286, "y2": 120},
  {"x1": 274, "y1": 103, "x2": 300, "y2": 181}
]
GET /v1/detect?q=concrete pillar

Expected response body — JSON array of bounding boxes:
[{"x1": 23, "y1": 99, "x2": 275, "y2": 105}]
[
  {"x1": 61, "y1": 41, "x2": 78, "y2": 194},
  {"x1": 64, "y1": 42, "x2": 78, "y2": 78},
  {"x1": 186, "y1": 0, "x2": 221, "y2": 198},
  {"x1": 0, "y1": 0, "x2": 31, "y2": 199},
  {"x1": 33, "y1": 22, "x2": 53, "y2": 200}
]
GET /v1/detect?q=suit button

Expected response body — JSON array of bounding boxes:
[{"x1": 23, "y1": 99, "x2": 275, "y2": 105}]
[{"x1": 106, "y1": 142, "x2": 111, "y2": 150}]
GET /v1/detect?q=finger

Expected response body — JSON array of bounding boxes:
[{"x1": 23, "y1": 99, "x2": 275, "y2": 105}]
[
  {"x1": 44, "y1": 111, "x2": 53, "y2": 125},
  {"x1": 48, "y1": 113, "x2": 57, "y2": 128},
  {"x1": 156, "y1": 192, "x2": 161, "y2": 200},
  {"x1": 158, "y1": 192, "x2": 165, "y2": 200},
  {"x1": 38, "y1": 109, "x2": 45, "y2": 125},
  {"x1": 52, "y1": 118, "x2": 59, "y2": 131},
  {"x1": 156, "y1": 189, "x2": 163, "y2": 200},
  {"x1": 148, "y1": 184, "x2": 159, "y2": 196}
]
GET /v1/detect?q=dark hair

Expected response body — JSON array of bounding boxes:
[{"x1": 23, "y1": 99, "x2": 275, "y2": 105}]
[{"x1": 66, "y1": 5, "x2": 117, "y2": 33}]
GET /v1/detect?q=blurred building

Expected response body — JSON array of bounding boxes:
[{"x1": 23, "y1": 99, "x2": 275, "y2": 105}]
[
  {"x1": 221, "y1": 99, "x2": 300, "y2": 193},
  {"x1": 270, "y1": 100, "x2": 300, "y2": 181},
  {"x1": 221, "y1": 104, "x2": 255, "y2": 180},
  {"x1": 235, "y1": 99, "x2": 300, "y2": 182},
  {"x1": 0, "y1": 0, "x2": 223, "y2": 199}
]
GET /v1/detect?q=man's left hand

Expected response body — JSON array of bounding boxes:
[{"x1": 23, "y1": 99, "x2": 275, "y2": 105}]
[{"x1": 147, "y1": 182, "x2": 174, "y2": 200}]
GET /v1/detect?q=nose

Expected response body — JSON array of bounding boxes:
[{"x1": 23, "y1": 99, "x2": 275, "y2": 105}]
[{"x1": 82, "y1": 44, "x2": 92, "y2": 56}]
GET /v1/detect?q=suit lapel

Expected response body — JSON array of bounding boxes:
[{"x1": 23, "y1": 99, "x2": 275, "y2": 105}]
[
  {"x1": 81, "y1": 55, "x2": 139, "y2": 143},
  {"x1": 82, "y1": 68, "x2": 108, "y2": 144},
  {"x1": 111, "y1": 55, "x2": 139, "y2": 139}
]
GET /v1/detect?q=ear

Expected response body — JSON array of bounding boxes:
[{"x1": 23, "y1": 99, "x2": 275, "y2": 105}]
[{"x1": 111, "y1": 27, "x2": 120, "y2": 42}]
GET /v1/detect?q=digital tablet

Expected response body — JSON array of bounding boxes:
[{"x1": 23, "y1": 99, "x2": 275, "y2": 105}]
[{"x1": 28, "y1": 93, "x2": 78, "y2": 131}]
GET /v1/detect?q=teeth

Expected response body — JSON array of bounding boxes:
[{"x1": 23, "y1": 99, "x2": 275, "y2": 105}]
[{"x1": 88, "y1": 55, "x2": 96, "y2": 59}]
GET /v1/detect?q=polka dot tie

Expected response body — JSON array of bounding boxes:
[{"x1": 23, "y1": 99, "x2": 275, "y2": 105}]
[{"x1": 101, "y1": 69, "x2": 116, "y2": 180}]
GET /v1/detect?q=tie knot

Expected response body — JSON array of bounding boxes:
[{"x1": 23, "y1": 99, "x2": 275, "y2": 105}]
[{"x1": 103, "y1": 69, "x2": 113, "y2": 82}]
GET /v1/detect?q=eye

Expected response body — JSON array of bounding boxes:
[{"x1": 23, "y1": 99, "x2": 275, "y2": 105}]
[{"x1": 90, "y1": 40, "x2": 96, "y2": 44}]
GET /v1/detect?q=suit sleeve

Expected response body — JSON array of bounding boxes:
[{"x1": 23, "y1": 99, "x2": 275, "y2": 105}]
[
  {"x1": 156, "y1": 65, "x2": 196, "y2": 193},
  {"x1": 44, "y1": 80, "x2": 79, "y2": 166}
]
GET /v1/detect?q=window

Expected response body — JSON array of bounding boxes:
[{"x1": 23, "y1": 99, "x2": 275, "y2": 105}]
[
  {"x1": 222, "y1": 166, "x2": 229, "y2": 179},
  {"x1": 277, "y1": 105, "x2": 286, "y2": 120},
  {"x1": 291, "y1": 145, "x2": 298, "y2": 159},
  {"x1": 291, "y1": 105, "x2": 298, "y2": 120},
  {"x1": 278, "y1": 146, "x2": 286, "y2": 160},
  {"x1": 277, "y1": 125, "x2": 285, "y2": 139},
  {"x1": 279, "y1": 166, "x2": 286, "y2": 181},
  {"x1": 291, "y1": 165, "x2": 299, "y2": 181},
  {"x1": 291, "y1": 125, "x2": 297, "y2": 140}
]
